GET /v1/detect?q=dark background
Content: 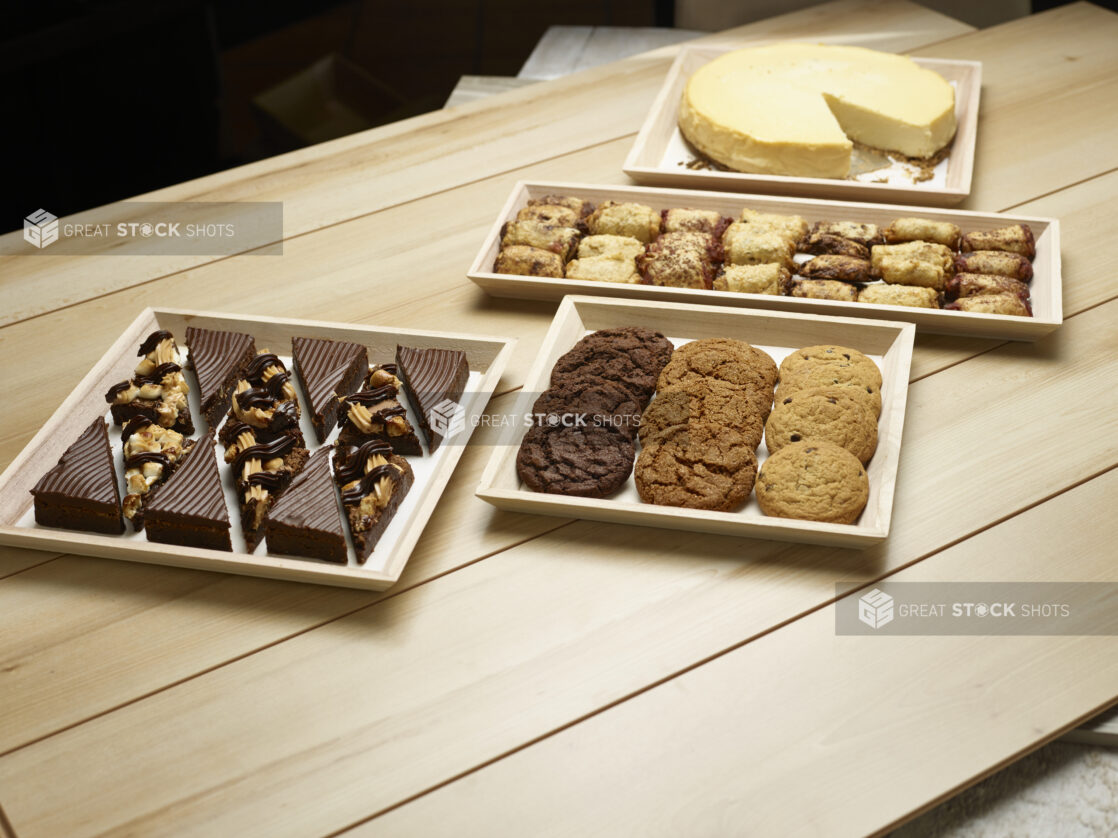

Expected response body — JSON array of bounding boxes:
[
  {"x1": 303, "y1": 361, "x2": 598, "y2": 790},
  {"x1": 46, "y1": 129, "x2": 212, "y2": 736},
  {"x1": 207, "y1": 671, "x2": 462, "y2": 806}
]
[{"x1": 1, "y1": 0, "x2": 1099, "y2": 222}]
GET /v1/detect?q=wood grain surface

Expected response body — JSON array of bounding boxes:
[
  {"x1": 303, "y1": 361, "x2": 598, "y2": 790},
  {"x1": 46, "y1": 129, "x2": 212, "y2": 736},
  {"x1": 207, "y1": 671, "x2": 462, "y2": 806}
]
[{"x1": 1, "y1": 2, "x2": 1116, "y2": 837}]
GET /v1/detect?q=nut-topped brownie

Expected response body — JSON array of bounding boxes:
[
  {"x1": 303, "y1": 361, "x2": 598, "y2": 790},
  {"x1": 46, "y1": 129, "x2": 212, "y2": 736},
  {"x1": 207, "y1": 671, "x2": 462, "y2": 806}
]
[
  {"x1": 336, "y1": 363, "x2": 422, "y2": 455},
  {"x1": 30, "y1": 417, "x2": 124, "y2": 534},
  {"x1": 120, "y1": 416, "x2": 196, "y2": 530},
  {"x1": 105, "y1": 329, "x2": 193, "y2": 436},
  {"x1": 333, "y1": 439, "x2": 414, "y2": 562}
]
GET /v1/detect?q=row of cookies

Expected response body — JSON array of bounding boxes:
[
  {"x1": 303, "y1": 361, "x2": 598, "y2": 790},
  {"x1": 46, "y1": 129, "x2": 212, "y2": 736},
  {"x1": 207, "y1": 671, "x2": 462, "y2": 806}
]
[
  {"x1": 756, "y1": 346, "x2": 882, "y2": 524},
  {"x1": 491, "y1": 194, "x2": 1035, "y2": 317},
  {"x1": 31, "y1": 326, "x2": 469, "y2": 566},
  {"x1": 635, "y1": 338, "x2": 776, "y2": 511},
  {"x1": 516, "y1": 327, "x2": 673, "y2": 497}
]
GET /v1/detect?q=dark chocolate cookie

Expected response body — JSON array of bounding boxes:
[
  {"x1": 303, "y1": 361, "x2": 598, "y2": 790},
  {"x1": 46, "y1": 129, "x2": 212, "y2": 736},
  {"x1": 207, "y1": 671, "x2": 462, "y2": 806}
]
[
  {"x1": 550, "y1": 327, "x2": 673, "y2": 405},
  {"x1": 516, "y1": 422, "x2": 635, "y2": 498},
  {"x1": 530, "y1": 376, "x2": 642, "y2": 440}
]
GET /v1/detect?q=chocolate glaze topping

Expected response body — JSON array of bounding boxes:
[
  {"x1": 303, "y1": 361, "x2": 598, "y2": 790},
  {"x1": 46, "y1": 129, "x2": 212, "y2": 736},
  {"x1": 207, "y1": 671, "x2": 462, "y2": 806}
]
[
  {"x1": 121, "y1": 415, "x2": 154, "y2": 442},
  {"x1": 137, "y1": 330, "x2": 175, "y2": 357},
  {"x1": 334, "y1": 439, "x2": 393, "y2": 486},
  {"x1": 230, "y1": 434, "x2": 298, "y2": 475},
  {"x1": 125, "y1": 451, "x2": 172, "y2": 471}
]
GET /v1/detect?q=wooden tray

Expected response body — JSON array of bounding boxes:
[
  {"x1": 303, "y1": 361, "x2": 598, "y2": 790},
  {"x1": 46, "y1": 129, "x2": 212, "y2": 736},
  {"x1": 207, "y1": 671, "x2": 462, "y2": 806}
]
[
  {"x1": 467, "y1": 181, "x2": 1062, "y2": 341},
  {"x1": 622, "y1": 45, "x2": 981, "y2": 206},
  {"x1": 476, "y1": 296, "x2": 914, "y2": 548},
  {"x1": 0, "y1": 309, "x2": 516, "y2": 590}
]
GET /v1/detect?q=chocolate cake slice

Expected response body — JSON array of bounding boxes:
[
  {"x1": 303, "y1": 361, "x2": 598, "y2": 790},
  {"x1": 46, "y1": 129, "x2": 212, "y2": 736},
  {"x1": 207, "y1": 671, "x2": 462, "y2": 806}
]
[
  {"x1": 291, "y1": 336, "x2": 368, "y2": 443},
  {"x1": 185, "y1": 326, "x2": 256, "y2": 428},
  {"x1": 225, "y1": 427, "x2": 310, "y2": 551},
  {"x1": 265, "y1": 448, "x2": 347, "y2": 563},
  {"x1": 120, "y1": 416, "x2": 197, "y2": 531},
  {"x1": 396, "y1": 346, "x2": 470, "y2": 453},
  {"x1": 105, "y1": 329, "x2": 194, "y2": 436},
  {"x1": 30, "y1": 417, "x2": 124, "y2": 534},
  {"x1": 335, "y1": 364, "x2": 422, "y2": 455},
  {"x1": 144, "y1": 431, "x2": 232, "y2": 551},
  {"x1": 333, "y1": 439, "x2": 414, "y2": 563}
]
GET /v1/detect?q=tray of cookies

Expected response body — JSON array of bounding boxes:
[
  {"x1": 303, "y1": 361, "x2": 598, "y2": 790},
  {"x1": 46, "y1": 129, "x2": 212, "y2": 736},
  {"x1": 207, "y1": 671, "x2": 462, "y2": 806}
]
[
  {"x1": 466, "y1": 181, "x2": 1060, "y2": 341},
  {"x1": 622, "y1": 44, "x2": 981, "y2": 206},
  {"x1": 476, "y1": 296, "x2": 915, "y2": 548},
  {"x1": 0, "y1": 309, "x2": 515, "y2": 590}
]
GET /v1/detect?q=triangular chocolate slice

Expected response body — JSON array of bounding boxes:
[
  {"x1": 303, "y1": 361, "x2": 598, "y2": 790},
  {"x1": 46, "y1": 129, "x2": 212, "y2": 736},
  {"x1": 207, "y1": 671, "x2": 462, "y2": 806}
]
[
  {"x1": 145, "y1": 431, "x2": 232, "y2": 551},
  {"x1": 185, "y1": 326, "x2": 256, "y2": 428},
  {"x1": 31, "y1": 417, "x2": 123, "y2": 534},
  {"x1": 292, "y1": 336, "x2": 368, "y2": 443},
  {"x1": 395, "y1": 345, "x2": 469, "y2": 453},
  {"x1": 265, "y1": 448, "x2": 347, "y2": 563}
]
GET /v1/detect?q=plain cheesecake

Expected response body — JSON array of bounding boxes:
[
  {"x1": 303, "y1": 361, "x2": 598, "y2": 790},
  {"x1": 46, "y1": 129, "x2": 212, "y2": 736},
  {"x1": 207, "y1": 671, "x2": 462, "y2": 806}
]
[{"x1": 679, "y1": 42, "x2": 957, "y2": 179}]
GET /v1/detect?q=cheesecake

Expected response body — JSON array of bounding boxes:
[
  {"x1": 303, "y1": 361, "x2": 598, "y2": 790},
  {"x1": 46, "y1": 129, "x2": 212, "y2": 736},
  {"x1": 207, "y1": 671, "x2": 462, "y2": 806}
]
[{"x1": 679, "y1": 42, "x2": 956, "y2": 179}]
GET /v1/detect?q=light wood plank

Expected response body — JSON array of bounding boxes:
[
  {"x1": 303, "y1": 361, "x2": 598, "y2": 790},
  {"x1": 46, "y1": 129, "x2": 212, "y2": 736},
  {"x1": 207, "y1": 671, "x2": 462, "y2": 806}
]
[
  {"x1": 364, "y1": 467, "x2": 1118, "y2": 838},
  {"x1": 0, "y1": 0, "x2": 971, "y2": 326},
  {"x1": 0, "y1": 390, "x2": 573, "y2": 753},
  {"x1": 3, "y1": 298, "x2": 1118, "y2": 838}
]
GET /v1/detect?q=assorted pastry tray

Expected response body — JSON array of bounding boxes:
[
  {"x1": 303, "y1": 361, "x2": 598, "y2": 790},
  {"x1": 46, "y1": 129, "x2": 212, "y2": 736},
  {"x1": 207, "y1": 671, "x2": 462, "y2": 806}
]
[
  {"x1": 476, "y1": 296, "x2": 914, "y2": 548},
  {"x1": 0, "y1": 309, "x2": 515, "y2": 590},
  {"x1": 467, "y1": 181, "x2": 1061, "y2": 341},
  {"x1": 622, "y1": 44, "x2": 982, "y2": 206}
]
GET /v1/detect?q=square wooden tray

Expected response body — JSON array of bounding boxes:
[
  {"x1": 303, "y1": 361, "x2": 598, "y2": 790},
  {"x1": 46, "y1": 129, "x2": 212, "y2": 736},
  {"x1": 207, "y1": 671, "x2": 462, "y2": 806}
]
[
  {"x1": 622, "y1": 45, "x2": 981, "y2": 206},
  {"x1": 476, "y1": 296, "x2": 915, "y2": 548},
  {"x1": 0, "y1": 308, "x2": 516, "y2": 590},
  {"x1": 467, "y1": 181, "x2": 1061, "y2": 341}
]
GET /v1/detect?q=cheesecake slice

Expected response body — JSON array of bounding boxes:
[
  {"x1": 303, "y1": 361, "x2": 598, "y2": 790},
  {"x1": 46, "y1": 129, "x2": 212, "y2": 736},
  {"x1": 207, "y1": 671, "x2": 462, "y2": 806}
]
[{"x1": 679, "y1": 42, "x2": 957, "y2": 179}]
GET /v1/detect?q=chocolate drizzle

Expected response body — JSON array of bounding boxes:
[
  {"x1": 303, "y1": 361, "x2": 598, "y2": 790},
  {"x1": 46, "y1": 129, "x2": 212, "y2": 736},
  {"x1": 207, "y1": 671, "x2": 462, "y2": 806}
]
[
  {"x1": 334, "y1": 440, "x2": 393, "y2": 486},
  {"x1": 230, "y1": 434, "x2": 298, "y2": 475},
  {"x1": 340, "y1": 464, "x2": 399, "y2": 505},
  {"x1": 337, "y1": 387, "x2": 407, "y2": 426},
  {"x1": 246, "y1": 471, "x2": 287, "y2": 492},
  {"x1": 136, "y1": 362, "x2": 182, "y2": 384},
  {"x1": 137, "y1": 330, "x2": 175, "y2": 357},
  {"x1": 121, "y1": 415, "x2": 154, "y2": 442},
  {"x1": 105, "y1": 380, "x2": 133, "y2": 402},
  {"x1": 243, "y1": 352, "x2": 284, "y2": 381},
  {"x1": 125, "y1": 451, "x2": 172, "y2": 471}
]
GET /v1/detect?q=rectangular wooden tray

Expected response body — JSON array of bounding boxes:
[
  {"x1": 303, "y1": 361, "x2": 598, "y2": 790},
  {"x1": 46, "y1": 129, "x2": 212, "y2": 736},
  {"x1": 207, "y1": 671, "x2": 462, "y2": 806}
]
[
  {"x1": 467, "y1": 181, "x2": 1061, "y2": 341},
  {"x1": 0, "y1": 308, "x2": 516, "y2": 590},
  {"x1": 623, "y1": 45, "x2": 981, "y2": 206},
  {"x1": 476, "y1": 296, "x2": 915, "y2": 548}
]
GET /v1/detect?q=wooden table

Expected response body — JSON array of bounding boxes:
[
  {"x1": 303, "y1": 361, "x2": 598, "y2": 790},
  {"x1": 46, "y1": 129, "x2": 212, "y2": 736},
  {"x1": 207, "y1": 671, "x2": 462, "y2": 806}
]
[{"x1": 1, "y1": 2, "x2": 1116, "y2": 835}]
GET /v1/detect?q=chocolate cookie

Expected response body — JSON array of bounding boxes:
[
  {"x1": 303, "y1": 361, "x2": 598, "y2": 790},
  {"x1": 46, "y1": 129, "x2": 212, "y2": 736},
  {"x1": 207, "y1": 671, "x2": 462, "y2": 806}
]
[
  {"x1": 765, "y1": 387, "x2": 878, "y2": 464},
  {"x1": 516, "y1": 422, "x2": 634, "y2": 498},
  {"x1": 530, "y1": 376, "x2": 641, "y2": 440},
  {"x1": 638, "y1": 378, "x2": 766, "y2": 451},
  {"x1": 778, "y1": 345, "x2": 883, "y2": 390},
  {"x1": 756, "y1": 440, "x2": 869, "y2": 524},
  {"x1": 634, "y1": 423, "x2": 758, "y2": 511},
  {"x1": 550, "y1": 327, "x2": 674, "y2": 405},
  {"x1": 657, "y1": 338, "x2": 776, "y2": 415}
]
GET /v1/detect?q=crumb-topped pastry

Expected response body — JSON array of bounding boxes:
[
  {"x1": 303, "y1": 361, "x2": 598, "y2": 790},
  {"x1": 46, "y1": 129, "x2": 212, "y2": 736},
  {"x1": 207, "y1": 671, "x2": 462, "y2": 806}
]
[
  {"x1": 105, "y1": 329, "x2": 193, "y2": 436},
  {"x1": 785, "y1": 278, "x2": 859, "y2": 302},
  {"x1": 870, "y1": 240, "x2": 955, "y2": 290},
  {"x1": 961, "y1": 224, "x2": 1035, "y2": 259},
  {"x1": 945, "y1": 273, "x2": 1030, "y2": 302},
  {"x1": 798, "y1": 254, "x2": 872, "y2": 284},
  {"x1": 586, "y1": 201, "x2": 660, "y2": 243},
  {"x1": 577, "y1": 235, "x2": 645, "y2": 261},
  {"x1": 662, "y1": 207, "x2": 730, "y2": 237},
  {"x1": 945, "y1": 293, "x2": 1032, "y2": 317},
  {"x1": 737, "y1": 208, "x2": 807, "y2": 245},
  {"x1": 120, "y1": 416, "x2": 196, "y2": 530},
  {"x1": 883, "y1": 217, "x2": 961, "y2": 249},
  {"x1": 336, "y1": 363, "x2": 422, "y2": 455},
  {"x1": 566, "y1": 258, "x2": 642, "y2": 284},
  {"x1": 638, "y1": 231, "x2": 719, "y2": 289},
  {"x1": 723, "y1": 227, "x2": 794, "y2": 268},
  {"x1": 333, "y1": 439, "x2": 414, "y2": 562}
]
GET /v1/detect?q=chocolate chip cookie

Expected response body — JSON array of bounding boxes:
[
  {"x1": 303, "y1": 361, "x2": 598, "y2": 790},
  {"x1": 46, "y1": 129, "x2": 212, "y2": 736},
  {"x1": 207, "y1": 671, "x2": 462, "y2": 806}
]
[
  {"x1": 778, "y1": 345, "x2": 883, "y2": 390},
  {"x1": 516, "y1": 422, "x2": 635, "y2": 498},
  {"x1": 775, "y1": 364, "x2": 882, "y2": 417},
  {"x1": 530, "y1": 376, "x2": 641, "y2": 440},
  {"x1": 756, "y1": 440, "x2": 869, "y2": 524},
  {"x1": 634, "y1": 422, "x2": 758, "y2": 511},
  {"x1": 765, "y1": 387, "x2": 878, "y2": 464},
  {"x1": 550, "y1": 327, "x2": 674, "y2": 406},
  {"x1": 638, "y1": 378, "x2": 766, "y2": 451}
]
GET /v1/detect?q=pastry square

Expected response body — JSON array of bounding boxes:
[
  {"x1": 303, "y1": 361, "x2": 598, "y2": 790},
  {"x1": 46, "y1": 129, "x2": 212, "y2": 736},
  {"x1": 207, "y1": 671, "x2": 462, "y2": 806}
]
[
  {"x1": 586, "y1": 201, "x2": 660, "y2": 243},
  {"x1": 713, "y1": 263, "x2": 788, "y2": 295},
  {"x1": 577, "y1": 235, "x2": 645, "y2": 261},
  {"x1": 809, "y1": 221, "x2": 883, "y2": 247},
  {"x1": 857, "y1": 284, "x2": 939, "y2": 308},
  {"x1": 494, "y1": 245, "x2": 564, "y2": 277},
  {"x1": 945, "y1": 273, "x2": 1030, "y2": 301},
  {"x1": 954, "y1": 250, "x2": 1033, "y2": 281},
  {"x1": 662, "y1": 207, "x2": 729, "y2": 236},
  {"x1": 566, "y1": 257, "x2": 641, "y2": 284},
  {"x1": 638, "y1": 232, "x2": 717, "y2": 289},
  {"x1": 798, "y1": 254, "x2": 873, "y2": 284},
  {"x1": 946, "y1": 293, "x2": 1032, "y2": 316},
  {"x1": 961, "y1": 224, "x2": 1035, "y2": 259},
  {"x1": 785, "y1": 278, "x2": 859, "y2": 302},
  {"x1": 884, "y1": 217, "x2": 961, "y2": 249},
  {"x1": 724, "y1": 228, "x2": 794, "y2": 268},
  {"x1": 500, "y1": 220, "x2": 580, "y2": 261},
  {"x1": 516, "y1": 203, "x2": 580, "y2": 228},
  {"x1": 799, "y1": 231, "x2": 870, "y2": 259},
  {"x1": 738, "y1": 208, "x2": 808, "y2": 245},
  {"x1": 527, "y1": 194, "x2": 593, "y2": 218}
]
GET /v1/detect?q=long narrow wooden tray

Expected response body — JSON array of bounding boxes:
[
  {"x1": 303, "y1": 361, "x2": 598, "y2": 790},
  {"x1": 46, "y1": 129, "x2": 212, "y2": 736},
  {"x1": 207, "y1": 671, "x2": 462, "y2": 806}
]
[
  {"x1": 477, "y1": 296, "x2": 914, "y2": 548},
  {"x1": 0, "y1": 309, "x2": 516, "y2": 590},
  {"x1": 467, "y1": 181, "x2": 1061, "y2": 341},
  {"x1": 623, "y1": 45, "x2": 981, "y2": 206}
]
